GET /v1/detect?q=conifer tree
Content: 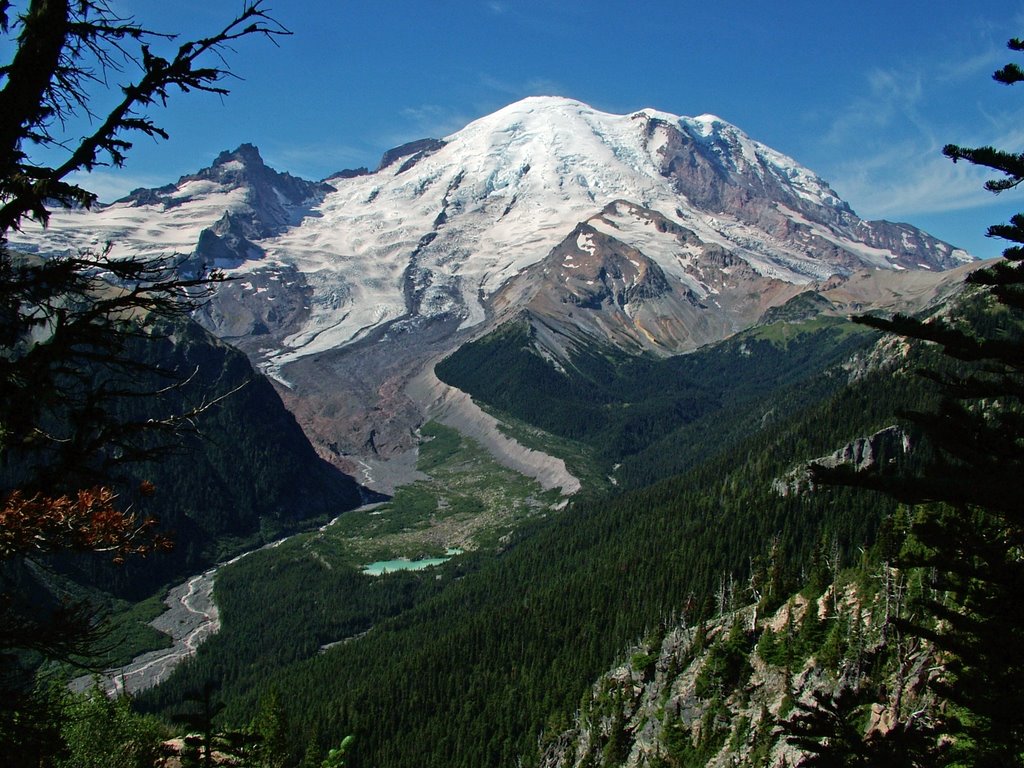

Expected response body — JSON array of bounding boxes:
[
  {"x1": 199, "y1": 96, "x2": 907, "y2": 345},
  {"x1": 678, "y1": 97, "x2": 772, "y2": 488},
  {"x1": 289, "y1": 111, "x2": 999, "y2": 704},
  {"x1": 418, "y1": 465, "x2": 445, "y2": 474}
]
[
  {"x1": 0, "y1": 2, "x2": 286, "y2": 762},
  {"x1": 251, "y1": 687, "x2": 292, "y2": 768},
  {"x1": 806, "y1": 34, "x2": 1024, "y2": 768}
]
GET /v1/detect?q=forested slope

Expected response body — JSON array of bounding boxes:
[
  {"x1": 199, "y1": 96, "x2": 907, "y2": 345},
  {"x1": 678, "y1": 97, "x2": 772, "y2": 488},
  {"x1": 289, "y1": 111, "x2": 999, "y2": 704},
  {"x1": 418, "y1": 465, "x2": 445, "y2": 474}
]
[
  {"x1": 436, "y1": 316, "x2": 878, "y2": 485},
  {"x1": 140, "y1": 316, "x2": 942, "y2": 767},
  {"x1": 3, "y1": 317, "x2": 366, "y2": 602}
]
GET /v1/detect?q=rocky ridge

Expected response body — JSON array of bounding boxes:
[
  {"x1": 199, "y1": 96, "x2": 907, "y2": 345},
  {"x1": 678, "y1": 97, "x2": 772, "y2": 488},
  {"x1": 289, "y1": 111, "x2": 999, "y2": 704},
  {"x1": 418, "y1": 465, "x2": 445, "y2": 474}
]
[
  {"x1": 772, "y1": 425, "x2": 912, "y2": 497},
  {"x1": 538, "y1": 583, "x2": 934, "y2": 768}
]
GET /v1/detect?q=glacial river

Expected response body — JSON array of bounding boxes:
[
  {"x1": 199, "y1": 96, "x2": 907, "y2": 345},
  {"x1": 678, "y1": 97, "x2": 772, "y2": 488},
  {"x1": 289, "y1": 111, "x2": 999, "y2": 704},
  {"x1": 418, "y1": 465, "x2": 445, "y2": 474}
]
[
  {"x1": 73, "y1": 509, "x2": 456, "y2": 695},
  {"x1": 71, "y1": 534, "x2": 288, "y2": 696}
]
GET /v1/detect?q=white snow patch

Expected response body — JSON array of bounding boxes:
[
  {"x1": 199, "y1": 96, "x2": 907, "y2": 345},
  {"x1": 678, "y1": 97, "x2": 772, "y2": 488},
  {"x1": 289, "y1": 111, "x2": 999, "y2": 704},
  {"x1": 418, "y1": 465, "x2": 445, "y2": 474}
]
[{"x1": 576, "y1": 231, "x2": 596, "y2": 254}]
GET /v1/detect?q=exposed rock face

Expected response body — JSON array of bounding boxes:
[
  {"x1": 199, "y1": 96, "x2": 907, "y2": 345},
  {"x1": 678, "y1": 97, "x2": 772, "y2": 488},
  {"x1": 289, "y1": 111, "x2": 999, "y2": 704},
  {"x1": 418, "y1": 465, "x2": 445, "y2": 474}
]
[
  {"x1": 539, "y1": 584, "x2": 936, "y2": 768},
  {"x1": 655, "y1": 113, "x2": 851, "y2": 223},
  {"x1": 814, "y1": 425, "x2": 911, "y2": 473},
  {"x1": 654, "y1": 114, "x2": 967, "y2": 274},
  {"x1": 772, "y1": 425, "x2": 911, "y2": 496},
  {"x1": 193, "y1": 263, "x2": 313, "y2": 339},
  {"x1": 376, "y1": 137, "x2": 447, "y2": 171},
  {"x1": 193, "y1": 211, "x2": 264, "y2": 268}
]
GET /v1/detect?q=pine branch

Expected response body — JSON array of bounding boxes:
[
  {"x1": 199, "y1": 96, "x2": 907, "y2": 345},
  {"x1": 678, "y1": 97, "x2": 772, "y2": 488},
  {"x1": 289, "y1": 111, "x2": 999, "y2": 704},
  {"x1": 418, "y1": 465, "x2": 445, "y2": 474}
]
[{"x1": 0, "y1": 1, "x2": 289, "y2": 231}]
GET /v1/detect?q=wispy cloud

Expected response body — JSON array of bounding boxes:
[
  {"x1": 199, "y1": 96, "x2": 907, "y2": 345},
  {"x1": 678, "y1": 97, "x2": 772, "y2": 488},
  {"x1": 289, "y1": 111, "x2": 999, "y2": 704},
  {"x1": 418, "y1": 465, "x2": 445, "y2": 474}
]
[
  {"x1": 817, "y1": 36, "x2": 1024, "y2": 222},
  {"x1": 264, "y1": 142, "x2": 369, "y2": 178},
  {"x1": 830, "y1": 115, "x2": 1024, "y2": 217},
  {"x1": 937, "y1": 45, "x2": 1007, "y2": 84},
  {"x1": 830, "y1": 143, "x2": 1000, "y2": 220},
  {"x1": 381, "y1": 104, "x2": 475, "y2": 147},
  {"x1": 64, "y1": 170, "x2": 169, "y2": 204},
  {"x1": 477, "y1": 73, "x2": 568, "y2": 101},
  {"x1": 821, "y1": 66, "x2": 930, "y2": 149}
]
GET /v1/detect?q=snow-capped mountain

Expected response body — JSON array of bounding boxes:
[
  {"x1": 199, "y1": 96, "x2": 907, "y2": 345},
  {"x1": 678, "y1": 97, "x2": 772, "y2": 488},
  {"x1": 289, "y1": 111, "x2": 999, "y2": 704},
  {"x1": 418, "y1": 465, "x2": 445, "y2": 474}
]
[
  {"x1": 18, "y1": 98, "x2": 970, "y2": 362},
  {"x1": 10, "y1": 96, "x2": 975, "y2": 474}
]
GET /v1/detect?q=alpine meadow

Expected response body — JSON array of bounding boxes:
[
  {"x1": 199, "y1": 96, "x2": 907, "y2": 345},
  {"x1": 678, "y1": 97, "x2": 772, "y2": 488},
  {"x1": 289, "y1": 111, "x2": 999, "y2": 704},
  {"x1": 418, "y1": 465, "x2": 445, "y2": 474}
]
[{"x1": 2, "y1": 2, "x2": 1023, "y2": 767}]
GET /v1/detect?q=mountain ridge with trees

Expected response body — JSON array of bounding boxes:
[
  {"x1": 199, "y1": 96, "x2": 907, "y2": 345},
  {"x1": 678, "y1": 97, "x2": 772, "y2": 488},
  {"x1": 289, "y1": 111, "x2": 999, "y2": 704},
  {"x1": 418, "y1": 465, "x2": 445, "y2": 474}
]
[{"x1": 1, "y1": 2, "x2": 1022, "y2": 767}]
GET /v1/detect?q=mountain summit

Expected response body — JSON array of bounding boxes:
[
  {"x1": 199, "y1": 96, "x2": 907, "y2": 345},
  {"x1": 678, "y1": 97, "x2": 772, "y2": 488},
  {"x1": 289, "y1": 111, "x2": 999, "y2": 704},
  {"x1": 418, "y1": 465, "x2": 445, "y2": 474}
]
[
  {"x1": 10, "y1": 96, "x2": 975, "y2": 472},
  {"x1": 250, "y1": 96, "x2": 969, "y2": 365}
]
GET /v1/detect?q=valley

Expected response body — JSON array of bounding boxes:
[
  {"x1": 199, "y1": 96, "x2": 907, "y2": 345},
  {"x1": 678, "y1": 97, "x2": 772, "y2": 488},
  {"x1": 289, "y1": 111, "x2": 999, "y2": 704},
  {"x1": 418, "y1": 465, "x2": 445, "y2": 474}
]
[
  {"x1": 90, "y1": 416, "x2": 569, "y2": 698},
  {"x1": 7, "y1": 1, "x2": 1024, "y2": 764},
  {"x1": 127, "y1": 310, "x2": 923, "y2": 765},
  {"x1": 134, "y1": 313, "x2": 922, "y2": 767},
  {"x1": 7, "y1": 94, "x2": 1009, "y2": 767}
]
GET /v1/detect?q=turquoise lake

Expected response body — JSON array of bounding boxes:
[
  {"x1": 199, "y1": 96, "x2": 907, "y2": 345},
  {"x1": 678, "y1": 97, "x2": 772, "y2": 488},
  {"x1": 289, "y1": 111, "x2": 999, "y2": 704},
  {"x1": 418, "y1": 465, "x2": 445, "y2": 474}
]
[{"x1": 362, "y1": 549, "x2": 462, "y2": 576}]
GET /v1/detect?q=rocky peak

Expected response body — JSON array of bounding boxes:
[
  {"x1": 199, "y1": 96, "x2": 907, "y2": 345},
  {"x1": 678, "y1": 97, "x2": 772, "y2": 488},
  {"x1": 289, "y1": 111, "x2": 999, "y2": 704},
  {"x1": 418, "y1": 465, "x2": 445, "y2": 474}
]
[
  {"x1": 119, "y1": 143, "x2": 333, "y2": 223},
  {"x1": 215, "y1": 141, "x2": 263, "y2": 164},
  {"x1": 199, "y1": 143, "x2": 334, "y2": 210},
  {"x1": 548, "y1": 224, "x2": 671, "y2": 310},
  {"x1": 504, "y1": 220, "x2": 741, "y2": 360},
  {"x1": 377, "y1": 137, "x2": 447, "y2": 172},
  {"x1": 203, "y1": 142, "x2": 268, "y2": 180}
]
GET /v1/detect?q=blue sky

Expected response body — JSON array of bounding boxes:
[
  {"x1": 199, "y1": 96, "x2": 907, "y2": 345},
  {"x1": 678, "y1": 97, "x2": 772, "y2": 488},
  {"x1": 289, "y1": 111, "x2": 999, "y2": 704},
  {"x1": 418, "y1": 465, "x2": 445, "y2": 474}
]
[{"x1": 51, "y1": 2, "x2": 1024, "y2": 258}]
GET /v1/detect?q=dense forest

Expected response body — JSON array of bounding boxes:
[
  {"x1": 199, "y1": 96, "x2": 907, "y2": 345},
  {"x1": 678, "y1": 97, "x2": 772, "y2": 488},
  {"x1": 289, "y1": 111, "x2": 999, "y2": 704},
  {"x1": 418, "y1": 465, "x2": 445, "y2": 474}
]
[
  {"x1": 128, "y1": 276, "x2": 1021, "y2": 767},
  {"x1": 435, "y1": 312, "x2": 879, "y2": 485},
  {"x1": 137, "y1": 315, "x2": 933, "y2": 767},
  {"x1": 3, "y1": 2, "x2": 1023, "y2": 766}
]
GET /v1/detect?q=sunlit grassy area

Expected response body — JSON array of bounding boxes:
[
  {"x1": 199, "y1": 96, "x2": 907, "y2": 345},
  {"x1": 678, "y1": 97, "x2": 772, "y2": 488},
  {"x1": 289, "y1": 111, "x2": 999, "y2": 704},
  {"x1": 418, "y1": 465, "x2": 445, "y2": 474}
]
[{"x1": 316, "y1": 420, "x2": 563, "y2": 562}]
